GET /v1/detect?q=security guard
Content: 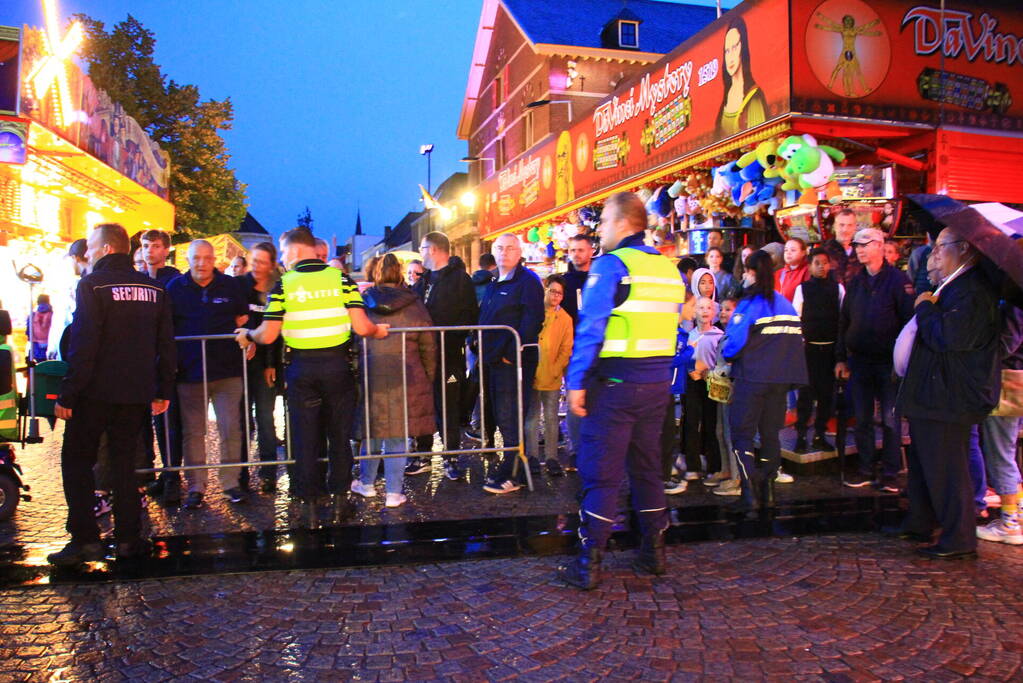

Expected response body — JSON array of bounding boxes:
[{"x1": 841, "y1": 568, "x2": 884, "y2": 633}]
[
  {"x1": 720, "y1": 249, "x2": 808, "y2": 516},
  {"x1": 48, "y1": 223, "x2": 176, "y2": 566},
  {"x1": 559, "y1": 192, "x2": 687, "y2": 590},
  {"x1": 236, "y1": 228, "x2": 388, "y2": 524}
]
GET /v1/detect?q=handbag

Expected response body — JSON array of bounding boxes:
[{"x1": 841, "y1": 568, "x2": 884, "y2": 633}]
[
  {"x1": 707, "y1": 372, "x2": 733, "y2": 404},
  {"x1": 991, "y1": 368, "x2": 1023, "y2": 417}
]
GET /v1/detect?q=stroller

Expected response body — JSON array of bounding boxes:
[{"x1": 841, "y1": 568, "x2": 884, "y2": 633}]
[{"x1": 0, "y1": 308, "x2": 66, "y2": 520}]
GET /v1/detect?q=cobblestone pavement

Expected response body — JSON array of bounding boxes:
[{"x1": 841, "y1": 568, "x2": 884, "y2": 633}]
[
  {"x1": 2, "y1": 533, "x2": 1022, "y2": 681},
  {"x1": 1, "y1": 420, "x2": 882, "y2": 565}
]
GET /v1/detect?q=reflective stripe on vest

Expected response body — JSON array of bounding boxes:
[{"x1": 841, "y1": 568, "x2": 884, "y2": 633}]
[
  {"x1": 280, "y1": 269, "x2": 353, "y2": 349},
  {"x1": 599, "y1": 247, "x2": 686, "y2": 359}
]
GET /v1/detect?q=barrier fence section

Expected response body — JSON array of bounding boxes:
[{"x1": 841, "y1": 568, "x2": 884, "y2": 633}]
[{"x1": 137, "y1": 325, "x2": 534, "y2": 492}]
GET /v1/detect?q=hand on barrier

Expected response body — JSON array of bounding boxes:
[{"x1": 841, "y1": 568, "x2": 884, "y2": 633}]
[
  {"x1": 55, "y1": 402, "x2": 71, "y2": 420},
  {"x1": 234, "y1": 328, "x2": 253, "y2": 349},
  {"x1": 151, "y1": 399, "x2": 169, "y2": 416},
  {"x1": 373, "y1": 323, "x2": 390, "y2": 339},
  {"x1": 569, "y1": 389, "x2": 587, "y2": 418}
]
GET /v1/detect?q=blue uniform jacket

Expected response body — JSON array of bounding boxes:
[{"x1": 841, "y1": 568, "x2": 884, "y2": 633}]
[
  {"x1": 722, "y1": 292, "x2": 808, "y2": 386},
  {"x1": 670, "y1": 326, "x2": 693, "y2": 394},
  {"x1": 566, "y1": 232, "x2": 675, "y2": 390}
]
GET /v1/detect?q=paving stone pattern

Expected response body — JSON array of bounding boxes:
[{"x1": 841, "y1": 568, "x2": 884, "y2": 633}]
[{"x1": 2, "y1": 533, "x2": 1022, "y2": 681}]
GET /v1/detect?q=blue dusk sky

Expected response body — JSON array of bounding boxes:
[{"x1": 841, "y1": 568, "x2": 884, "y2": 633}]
[{"x1": 8, "y1": 0, "x2": 740, "y2": 245}]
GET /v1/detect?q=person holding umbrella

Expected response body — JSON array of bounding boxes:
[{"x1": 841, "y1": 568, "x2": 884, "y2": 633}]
[{"x1": 896, "y1": 227, "x2": 1000, "y2": 560}]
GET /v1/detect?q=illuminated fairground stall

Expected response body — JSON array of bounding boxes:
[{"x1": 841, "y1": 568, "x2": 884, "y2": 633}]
[
  {"x1": 474, "y1": 0, "x2": 1023, "y2": 262},
  {"x1": 0, "y1": 2, "x2": 173, "y2": 344}
]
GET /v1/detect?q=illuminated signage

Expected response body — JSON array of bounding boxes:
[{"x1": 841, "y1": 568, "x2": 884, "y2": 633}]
[{"x1": 24, "y1": 0, "x2": 82, "y2": 128}]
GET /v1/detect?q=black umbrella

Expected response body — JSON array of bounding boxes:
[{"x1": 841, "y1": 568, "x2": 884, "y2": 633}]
[{"x1": 905, "y1": 194, "x2": 1023, "y2": 288}]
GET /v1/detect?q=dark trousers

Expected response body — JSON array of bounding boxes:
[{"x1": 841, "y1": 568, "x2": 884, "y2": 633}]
[
  {"x1": 729, "y1": 380, "x2": 787, "y2": 482},
  {"x1": 578, "y1": 379, "x2": 670, "y2": 547},
  {"x1": 684, "y1": 376, "x2": 719, "y2": 473},
  {"x1": 62, "y1": 400, "x2": 149, "y2": 544},
  {"x1": 848, "y1": 357, "x2": 901, "y2": 482},
  {"x1": 482, "y1": 360, "x2": 535, "y2": 481},
  {"x1": 660, "y1": 394, "x2": 683, "y2": 480},
  {"x1": 416, "y1": 352, "x2": 466, "y2": 456},
  {"x1": 905, "y1": 417, "x2": 975, "y2": 552},
  {"x1": 240, "y1": 359, "x2": 280, "y2": 481},
  {"x1": 154, "y1": 387, "x2": 182, "y2": 477},
  {"x1": 286, "y1": 349, "x2": 356, "y2": 499},
  {"x1": 796, "y1": 343, "x2": 836, "y2": 437}
]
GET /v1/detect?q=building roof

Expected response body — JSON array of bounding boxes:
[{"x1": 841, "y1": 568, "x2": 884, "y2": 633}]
[
  {"x1": 384, "y1": 211, "x2": 424, "y2": 249},
  {"x1": 503, "y1": 0, "x2": 716, "y2": 54},
  {"x1": 434, "y1": 172, "x2": 468, "y2": 203},
  {"x1": 236, "y1": 211, "x2": 269, "y2": 235}
]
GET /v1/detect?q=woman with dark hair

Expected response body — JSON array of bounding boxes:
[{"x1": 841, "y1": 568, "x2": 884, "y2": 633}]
[
  {"x1": 717, "y1": 17, "x2": 768, "y2": 137},
  {"x1": 719, "y1": 250, "x2": 807, "y2": 515},
  {"x1": 352, "y1": 253, "x2": 436, "y2": 508}
]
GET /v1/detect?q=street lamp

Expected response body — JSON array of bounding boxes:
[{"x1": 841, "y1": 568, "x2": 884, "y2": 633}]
[
  {"x1": 526, "y1": 99, "x2": 573, "y2": 122},
  {"x1": 420, "y1": 144, "x2": 434, "y2": 194}
]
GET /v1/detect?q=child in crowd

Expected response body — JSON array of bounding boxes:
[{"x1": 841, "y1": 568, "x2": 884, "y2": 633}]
[
  {"x1": 712, "y1": 298, "x2": 740, "y2": 495},
  {"x1": 705, "y1": 247, "x2": 739, "y2": 301},
  {"x1": 684, "y1": 297, "x2": 724, "y2": 483},
  {"x1": 526, "y1": 275, "x2": 574, "y2": 476},
  {"x1": 792, "y1": 248, "x2": 845, "y2": 453}
]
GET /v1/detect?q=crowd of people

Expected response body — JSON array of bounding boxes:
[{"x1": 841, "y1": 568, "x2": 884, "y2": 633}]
[{"x1": 31, "y1": 195, "x2": 1021, "y2": 568}]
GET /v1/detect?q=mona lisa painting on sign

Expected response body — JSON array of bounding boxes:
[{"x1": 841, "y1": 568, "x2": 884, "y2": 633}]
[{"x1": 716, "y1": 17, "x2": 768, "y2": 138}]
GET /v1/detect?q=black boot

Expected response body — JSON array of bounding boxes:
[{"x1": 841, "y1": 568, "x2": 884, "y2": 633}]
[
  {"x1": 759, "y1": 474, "x2": 776, "y2": 510},
  {"x1": 633, "y1": 530, "x2": 667, "y2": 576},
  {"x1": 794, "y1": 433, "x2": 808, "y2": 454},
  {"x1": 729, "y1": 475, "x2": 761, "y2": 520},
  {"x1": 557, "y1": 540, "x2": 603, "y2": 590}
]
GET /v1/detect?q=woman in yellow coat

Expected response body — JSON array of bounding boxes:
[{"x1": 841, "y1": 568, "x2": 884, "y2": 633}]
[{"x1": 526, "y1": 274, "x2": 574, "y2": 476}]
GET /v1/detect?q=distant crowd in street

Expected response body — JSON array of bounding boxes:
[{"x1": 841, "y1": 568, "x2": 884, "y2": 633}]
[{"x1": 27, "y1": 195, "x2": 1021, "y2": 565}]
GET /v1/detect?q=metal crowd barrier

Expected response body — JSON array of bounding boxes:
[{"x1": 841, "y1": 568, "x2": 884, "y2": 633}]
[{"x1": 137, "y1": 325, "x2": 534, "y2": 492}]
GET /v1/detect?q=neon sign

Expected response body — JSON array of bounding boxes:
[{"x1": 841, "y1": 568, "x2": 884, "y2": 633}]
[
  {"x1": 24, "y1": 0, "x2": 83, "y2": 128},
  {"x1": 902, "y1": 6, "x2": 1023, "y2": 67}
]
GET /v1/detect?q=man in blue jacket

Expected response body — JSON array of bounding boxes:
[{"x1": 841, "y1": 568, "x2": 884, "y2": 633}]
[
  {"x1": 558, "y1": 192, "x2": 686, "y2": 590},
  {"x1": 48, "y1": 223, "x2": 176, "y2": 565},
  {"x1": 478, "y1": 233, "x2": 544, "y2": 495}
]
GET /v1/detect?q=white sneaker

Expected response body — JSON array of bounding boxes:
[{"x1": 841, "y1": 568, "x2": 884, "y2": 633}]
[
  {"x1": 775, "y1": 469, "x2": 794, "y2": 484},
  {"x1": 385, "y1": 492, "x2": 407, "y2": 508},
  {"x1": 350, "y1": 481, "x2": 376, "y2": 498},
  {"x1": 977, "y1": 518, "x2": 1023, "y2": 545}
]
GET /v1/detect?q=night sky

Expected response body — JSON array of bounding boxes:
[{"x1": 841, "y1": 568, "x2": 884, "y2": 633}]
[{"x1": 9, "y1": 0, "x2": 735, "y2": 245}]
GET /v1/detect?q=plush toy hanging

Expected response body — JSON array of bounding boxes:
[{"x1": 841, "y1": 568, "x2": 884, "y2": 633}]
[
  {"x1": 777, "y1": 134, "x2": 846, "y2": 206},
  {"x1": 527, "y1": 226, "x2": 540, "y2": 243},
  {"x1": 645, "y1": 185, "x2": 674, "y2": 218}
]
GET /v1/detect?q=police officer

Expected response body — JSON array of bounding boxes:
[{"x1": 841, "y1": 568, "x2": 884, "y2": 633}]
[
  {"x1": 47, "y1": 223, "x2": 176, "y2": 565},
  {"x1": 720, "y1": 250, "x2": 808, "y2": 516},
  {"x1": 236, "y1": 228, "x2": 388, "y2": 524},
  {"x1": 558, "y1": 192, "x2": 687, "y2": 590},
  {"x1": 0, "y1": 310, "x2": 16, "y2": 442}
]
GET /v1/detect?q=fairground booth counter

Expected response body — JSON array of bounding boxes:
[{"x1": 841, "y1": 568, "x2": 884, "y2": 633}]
[
  {"x1": 0, "y1": 11, "x2": 173, "y2": 346},
  {"x1": 476, "y1": 0, "x2": 1023, "y2": 264}
]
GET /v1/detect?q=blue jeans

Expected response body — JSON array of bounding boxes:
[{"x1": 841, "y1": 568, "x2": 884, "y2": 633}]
[
  {"x1": 483, "y1": 360, "x2": 535, "y2": 482},
  {"x1": 968, "y1": 424, "x2": 988, "y2": 512},
  {"x1": 848, "y1": 357, "x2": 901, "y2": 482},
  {"x1": 359, "y1": 438, "x2": 406, "y2": 495},
  {"x1": 241, "y1": 359, "x2": 280, "y2": 481},
  {"x1": 286, "y1": 348, "x2": 356, "y2": 499},
  {"x1": 981, "y1": 415, "x2": 1023, "y2": 496}
]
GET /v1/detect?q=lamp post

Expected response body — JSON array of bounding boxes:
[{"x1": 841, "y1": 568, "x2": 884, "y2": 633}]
[
  {"x1": 419, "y1": 144, "x2": 434, "y2": 194},
  {"x1": 526, "y1": 99, "x2": 573, "y2": 123}
]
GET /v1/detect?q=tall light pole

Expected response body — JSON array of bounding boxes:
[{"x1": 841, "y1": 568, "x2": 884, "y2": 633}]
[{"x1": 420, "y1": 144, "x2": 434, "y2": 194}]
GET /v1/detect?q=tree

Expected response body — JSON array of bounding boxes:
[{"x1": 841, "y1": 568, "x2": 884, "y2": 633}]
[
  {"x1": 296, "y1": 206, "x2": 314, "y2": 232},
  {"x1": 74, "y1": 14, "x2": 248, "y2": 239}
]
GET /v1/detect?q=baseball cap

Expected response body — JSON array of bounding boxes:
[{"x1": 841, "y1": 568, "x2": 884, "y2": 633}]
[
  {"x1": 67, "y1": 238, "x2": 87, "y2": 259},
  {"x1": 851, "y1": 227, "x2": 885, "y2": 246}
]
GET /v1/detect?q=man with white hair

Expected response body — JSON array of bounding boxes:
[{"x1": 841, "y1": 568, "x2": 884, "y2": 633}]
[
  {"x1": 477, "y1": 232, "x2": 544, "y2": 495},
  {"x1": 165, "y1": 240, "x2": 251, "y2": 509}
]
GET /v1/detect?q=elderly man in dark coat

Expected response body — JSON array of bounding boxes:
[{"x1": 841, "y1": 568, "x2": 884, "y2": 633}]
[
  {"x1": 351, "y1": 254, "x2": 437, "y2": 508},
  {"x1": 896, "y1": 227, "x2": 1001, "y2": 560}
]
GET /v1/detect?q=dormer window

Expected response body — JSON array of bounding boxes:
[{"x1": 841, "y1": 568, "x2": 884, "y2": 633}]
[{"x1": 618, "y1": 21, "x2": 638, "y2": 49}]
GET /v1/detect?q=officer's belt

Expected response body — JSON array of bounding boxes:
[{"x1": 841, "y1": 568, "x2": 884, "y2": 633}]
[{"x1": 289, "y1": 342, "x2": 350, "y2": 358}]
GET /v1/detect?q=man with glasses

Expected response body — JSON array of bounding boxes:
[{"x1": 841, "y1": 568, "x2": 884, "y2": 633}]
[
  {"x1": 835, "y1": 227, "x2": 914, "y2": 492},
  {"x1": 477, "y1": 233, "x2": 544, "y2": 494}
]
